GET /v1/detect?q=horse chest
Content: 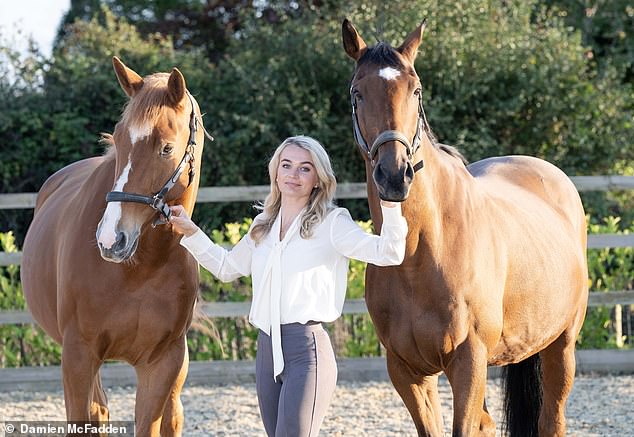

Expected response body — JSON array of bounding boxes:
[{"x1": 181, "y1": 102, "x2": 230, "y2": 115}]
[{"x1": 365, "y1": 266, "x2": 480, "y2": 370}]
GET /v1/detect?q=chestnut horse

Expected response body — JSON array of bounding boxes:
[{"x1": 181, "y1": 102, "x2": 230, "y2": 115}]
[
  {"x1": 21, "y1": 57, "x2": 206, "y2": 436},
  {"x1": 342, "y1": 19, "x2": 588, "y2": 436}
]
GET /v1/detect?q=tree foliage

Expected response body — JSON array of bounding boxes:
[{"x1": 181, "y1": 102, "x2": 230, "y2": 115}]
[
  {"x1": 0, "y1": 0, "x2": 632, "y2": 240},
  {"x1": 543, "y1": 0, "x2": 633, "y2": 81}
]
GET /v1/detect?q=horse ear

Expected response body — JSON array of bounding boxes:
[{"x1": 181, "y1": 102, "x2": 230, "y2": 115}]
[
  {"x1": 112, "y1": 56, "x2": 143, "y2": 97},
  {"x1": 167, "y1": 67, "x2": 186, "y2": 107},
  {"x1": 397, "y1": 18, "x2": 427, "y2": 64},
  {"x1": 342, "y1": 19, "x2": 367, "y2": 61}
]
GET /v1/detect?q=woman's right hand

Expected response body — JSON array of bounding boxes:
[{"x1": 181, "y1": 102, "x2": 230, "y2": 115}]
[{"x1": 169, "y1": 205, "x2": 200, "y2": 237}]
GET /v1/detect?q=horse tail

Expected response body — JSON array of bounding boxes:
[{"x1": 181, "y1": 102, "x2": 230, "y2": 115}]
[
  {"x1": 191, "y1": 298, "x2": 225, "y2": 357},
  {"x1": 502, "y1": 353, "x2": 543, "y2": 437}
]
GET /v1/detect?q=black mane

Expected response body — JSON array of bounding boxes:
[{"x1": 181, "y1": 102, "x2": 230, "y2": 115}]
[{"x1": 358, "y1": 42, "x2": 403, "y2": 68}]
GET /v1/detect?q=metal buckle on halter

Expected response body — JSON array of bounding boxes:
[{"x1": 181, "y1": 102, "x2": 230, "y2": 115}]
[
  {"x1": 150, "y1": 194, "x2": 171, "y2": 227},
  {"x1": 151, "y1": 194, "x2": 164, "y2": 211}
]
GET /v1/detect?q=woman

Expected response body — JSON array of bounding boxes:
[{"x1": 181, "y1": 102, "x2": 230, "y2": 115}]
[{"x1": 169, "y1": 135, "x2": 407, "y2": 436}]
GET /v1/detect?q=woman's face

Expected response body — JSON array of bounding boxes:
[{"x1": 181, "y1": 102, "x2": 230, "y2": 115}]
[{"x1": 276, "y1": 144, "x2": 319, "y2": 205}]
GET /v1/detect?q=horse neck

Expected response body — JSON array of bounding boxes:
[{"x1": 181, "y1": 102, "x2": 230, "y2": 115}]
[{"x1": 364, "y1": 161, "x2": 384, "y2": 228}]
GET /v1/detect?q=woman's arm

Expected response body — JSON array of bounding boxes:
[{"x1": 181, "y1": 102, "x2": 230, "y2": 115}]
[
  {"x1": 170, "y1": 205, "x2": 252, "y2": 281},
  {"x1": 331, "y1": 203, "x2": 407, "y2": 266}
]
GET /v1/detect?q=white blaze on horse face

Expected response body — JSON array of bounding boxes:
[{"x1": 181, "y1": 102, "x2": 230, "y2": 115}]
[
  {"x1": 129, "y1": 123, "x2": 152, "y2": 145},
  {"x1": 378, "y1": 67, "x2": 401, "y2": 81},
  {"x1": 97, "y1": 158, "x2": 132, "y2": 249}
]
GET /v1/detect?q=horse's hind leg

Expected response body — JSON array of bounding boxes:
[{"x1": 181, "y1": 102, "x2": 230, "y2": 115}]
[
  {"x1": 135, "y1": 337, "x2": 188, "y2": 437},
  {"x1": 90, "y1": 371, "x2": 109, "y2": 422},
  {"x1": 160, "y1": 339, "x2": 189, "y2": 437},
  {"x1": 538, "y1": 322, "x2": 582, "y2": 436},
  {"x1": 386, "y1": 350, "x2": 444, "y2": 436}
]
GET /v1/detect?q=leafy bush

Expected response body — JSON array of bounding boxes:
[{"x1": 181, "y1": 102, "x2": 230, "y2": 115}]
[
  {"x1": 188, "y1": 217, "x2": 258, "y2": 361},
  {"x1": 2, "y1": 211, "x2": 631, "y2": 367},
  {"x1": 0, "y1": 232, "x2": 61, "y2": 366},
  {"x1": 578, "y1": 216, "x2": 634, "y2": 349}
]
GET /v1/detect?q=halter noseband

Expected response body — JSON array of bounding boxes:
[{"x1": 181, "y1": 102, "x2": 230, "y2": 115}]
[
  {"x1": 350, "y1": 85, "x2": 427, "y2": 173},
  {"x1": 105, "y1": 92, "x2": 199, "y2": 227}
]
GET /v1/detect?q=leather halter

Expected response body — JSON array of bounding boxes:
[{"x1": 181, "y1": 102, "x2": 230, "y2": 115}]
[
  {"x1": 350, "y1": 86, "x2": 427, "y2": 173},
  {"x1": 105, "y1": 92, "x2": 199, "y2": 227}
]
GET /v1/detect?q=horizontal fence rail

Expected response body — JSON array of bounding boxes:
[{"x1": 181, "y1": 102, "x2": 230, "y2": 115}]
[
  {"x1": 2, "y1": 176, "x2": 634, "y2": 209},
  {"x1": 3, "y1": 349, "x2": 634, "y2": 391},
  {"x1": 1, "y1": 177, "x2": 633, "y2": 266},
  {"x1": 1, "y1": 292, "x2": 633, "y2": 326}
]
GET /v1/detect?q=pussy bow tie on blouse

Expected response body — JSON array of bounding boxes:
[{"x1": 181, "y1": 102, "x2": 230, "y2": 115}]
[{"x1": 260, "y1": 213, "x2": 302, "y2": 381}]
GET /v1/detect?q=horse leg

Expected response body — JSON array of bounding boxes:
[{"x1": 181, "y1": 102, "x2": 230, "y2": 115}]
[
  {"x1": 480, "y1": 398, "x2": 495, "y2": 435},
  {"x1": 160, "y1": 338, "x2": 189, "y2": 437},
  {"x1": 386, "y1": 350, "x2": 444, "y2": 436},
  {"x1": 90, "y1": 371, "x2": 109, "y2": 422},
  {"x1": 134, "y1": 339, "x2": 188, "y2": 437},
  {"x1": 62, "y1": 331, "x2": 101, "y2": 423},
  {"x1": 537, "y1": 326, "x2": 579, "y2": 436},
  {"x1": 444, "y1": 340, "x2": 492, "y2": 436}
]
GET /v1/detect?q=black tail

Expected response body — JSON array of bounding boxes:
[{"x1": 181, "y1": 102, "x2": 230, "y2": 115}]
[{"x1": 502, "y1": 354, "x2": 543, "y2": 437}]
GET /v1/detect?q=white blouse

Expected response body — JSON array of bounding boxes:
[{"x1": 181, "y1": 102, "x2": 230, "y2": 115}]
[{"x1": 180, "y1": 204, "x2": 407, "y2": 380}]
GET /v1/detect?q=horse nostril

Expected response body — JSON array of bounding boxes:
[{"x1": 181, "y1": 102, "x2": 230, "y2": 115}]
[
  {"x1": 374, "y1": 163, "x2": 386, "y2": 185},
  {"x1": 405, "y1": 162, "x2": 414, "y2": 183},
  {"x1": 114, "y1": 232, "x2": 127, "y2": 251}
]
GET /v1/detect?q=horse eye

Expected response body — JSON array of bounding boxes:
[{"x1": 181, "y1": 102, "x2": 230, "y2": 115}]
[
  {"x1": 352, "y1": 89, "x2": 363, "y2": 102},
  {"x1": 414, "y1": 88, "x2": 422, "y2": 97},
  {"x1": 160, "y1": 144, "x2": 174, "y2": 156}
]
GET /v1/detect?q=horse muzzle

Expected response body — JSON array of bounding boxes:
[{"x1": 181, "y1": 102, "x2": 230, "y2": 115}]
[
  {"x1": 373, "y1": 159, "x2": 415, "y2": 202},
  {"x1": 96, "y1": 228, "x2": 140, "y2": 263}
]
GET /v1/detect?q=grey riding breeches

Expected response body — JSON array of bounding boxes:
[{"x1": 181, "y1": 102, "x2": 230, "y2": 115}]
[{"x1": 256, "y1": 322, "x2": 337, "y2": 437}]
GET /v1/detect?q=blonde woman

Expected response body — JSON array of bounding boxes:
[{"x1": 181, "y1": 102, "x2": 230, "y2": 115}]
[{"x1": 170, "y1": 135, "x2": 407, "y2": 436}]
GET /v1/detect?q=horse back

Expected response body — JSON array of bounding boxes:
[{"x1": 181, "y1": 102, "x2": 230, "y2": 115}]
[
  {"x1": 469, "y1": 155, "x2": 585, "y2": 237},
  {"x1": 34, "y1": 157, "x2": 107, "y2": 213}
]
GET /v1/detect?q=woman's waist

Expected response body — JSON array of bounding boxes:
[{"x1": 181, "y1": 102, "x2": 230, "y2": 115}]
[{"x1": 280, "y1": 320, "x2": 323, "y2": 335}]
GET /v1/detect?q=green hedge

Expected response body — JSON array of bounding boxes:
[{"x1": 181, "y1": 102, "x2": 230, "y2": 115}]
[{"x1": 1, "y1": 215, "x2": 632, "y2": 367}]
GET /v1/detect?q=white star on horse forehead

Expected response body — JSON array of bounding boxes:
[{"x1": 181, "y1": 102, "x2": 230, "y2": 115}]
[{"x1": 378, "y1": 67, "x2": 401, "y2": 81}]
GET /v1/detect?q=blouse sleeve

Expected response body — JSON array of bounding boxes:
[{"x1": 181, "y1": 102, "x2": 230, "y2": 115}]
[
  {"x1": 179, "y1": 228, "x2": 253, "y2": 282},
  {"x1": 330, "y1": 205, "x2": 408, "y2": 266}
]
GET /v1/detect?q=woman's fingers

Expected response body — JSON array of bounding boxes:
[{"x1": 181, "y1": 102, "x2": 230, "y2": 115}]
[
  {"x1": 168, "y1": 205, "x2": 198, "y2": 237},
  {"x1": 170, "y1": 205, "x2": 187, "y2": 218}
]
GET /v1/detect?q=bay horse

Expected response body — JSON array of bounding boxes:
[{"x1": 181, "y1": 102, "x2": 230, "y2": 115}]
[
  {"x1": 342, "y1": 19, "x2": 588, "y2": 436},
  {"x1": 21, "y1": 57, "x2": 206, "y2": 436}
]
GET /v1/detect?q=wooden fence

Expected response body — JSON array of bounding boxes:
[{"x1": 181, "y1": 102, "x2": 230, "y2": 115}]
[{"x1": 1, "y1": 176, "x2": 633, "y2": 326}]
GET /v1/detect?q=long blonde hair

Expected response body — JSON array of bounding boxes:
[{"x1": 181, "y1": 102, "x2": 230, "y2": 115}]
[{"x1": 250, "y1": 136, "x2": 337, "y2": 244}]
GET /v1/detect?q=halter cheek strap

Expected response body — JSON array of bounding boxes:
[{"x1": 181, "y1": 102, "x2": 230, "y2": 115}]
[{"x1": 105, "y1": 92, "x2": 202, "y2": 227}]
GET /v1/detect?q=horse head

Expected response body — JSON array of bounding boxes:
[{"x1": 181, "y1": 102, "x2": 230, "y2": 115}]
[
  {"x1": 342, "y1": 19, "x2": 428, "y2": 202},
  {"x1": 96, "y1": 57, "x2": 204, "y2": 263}
]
